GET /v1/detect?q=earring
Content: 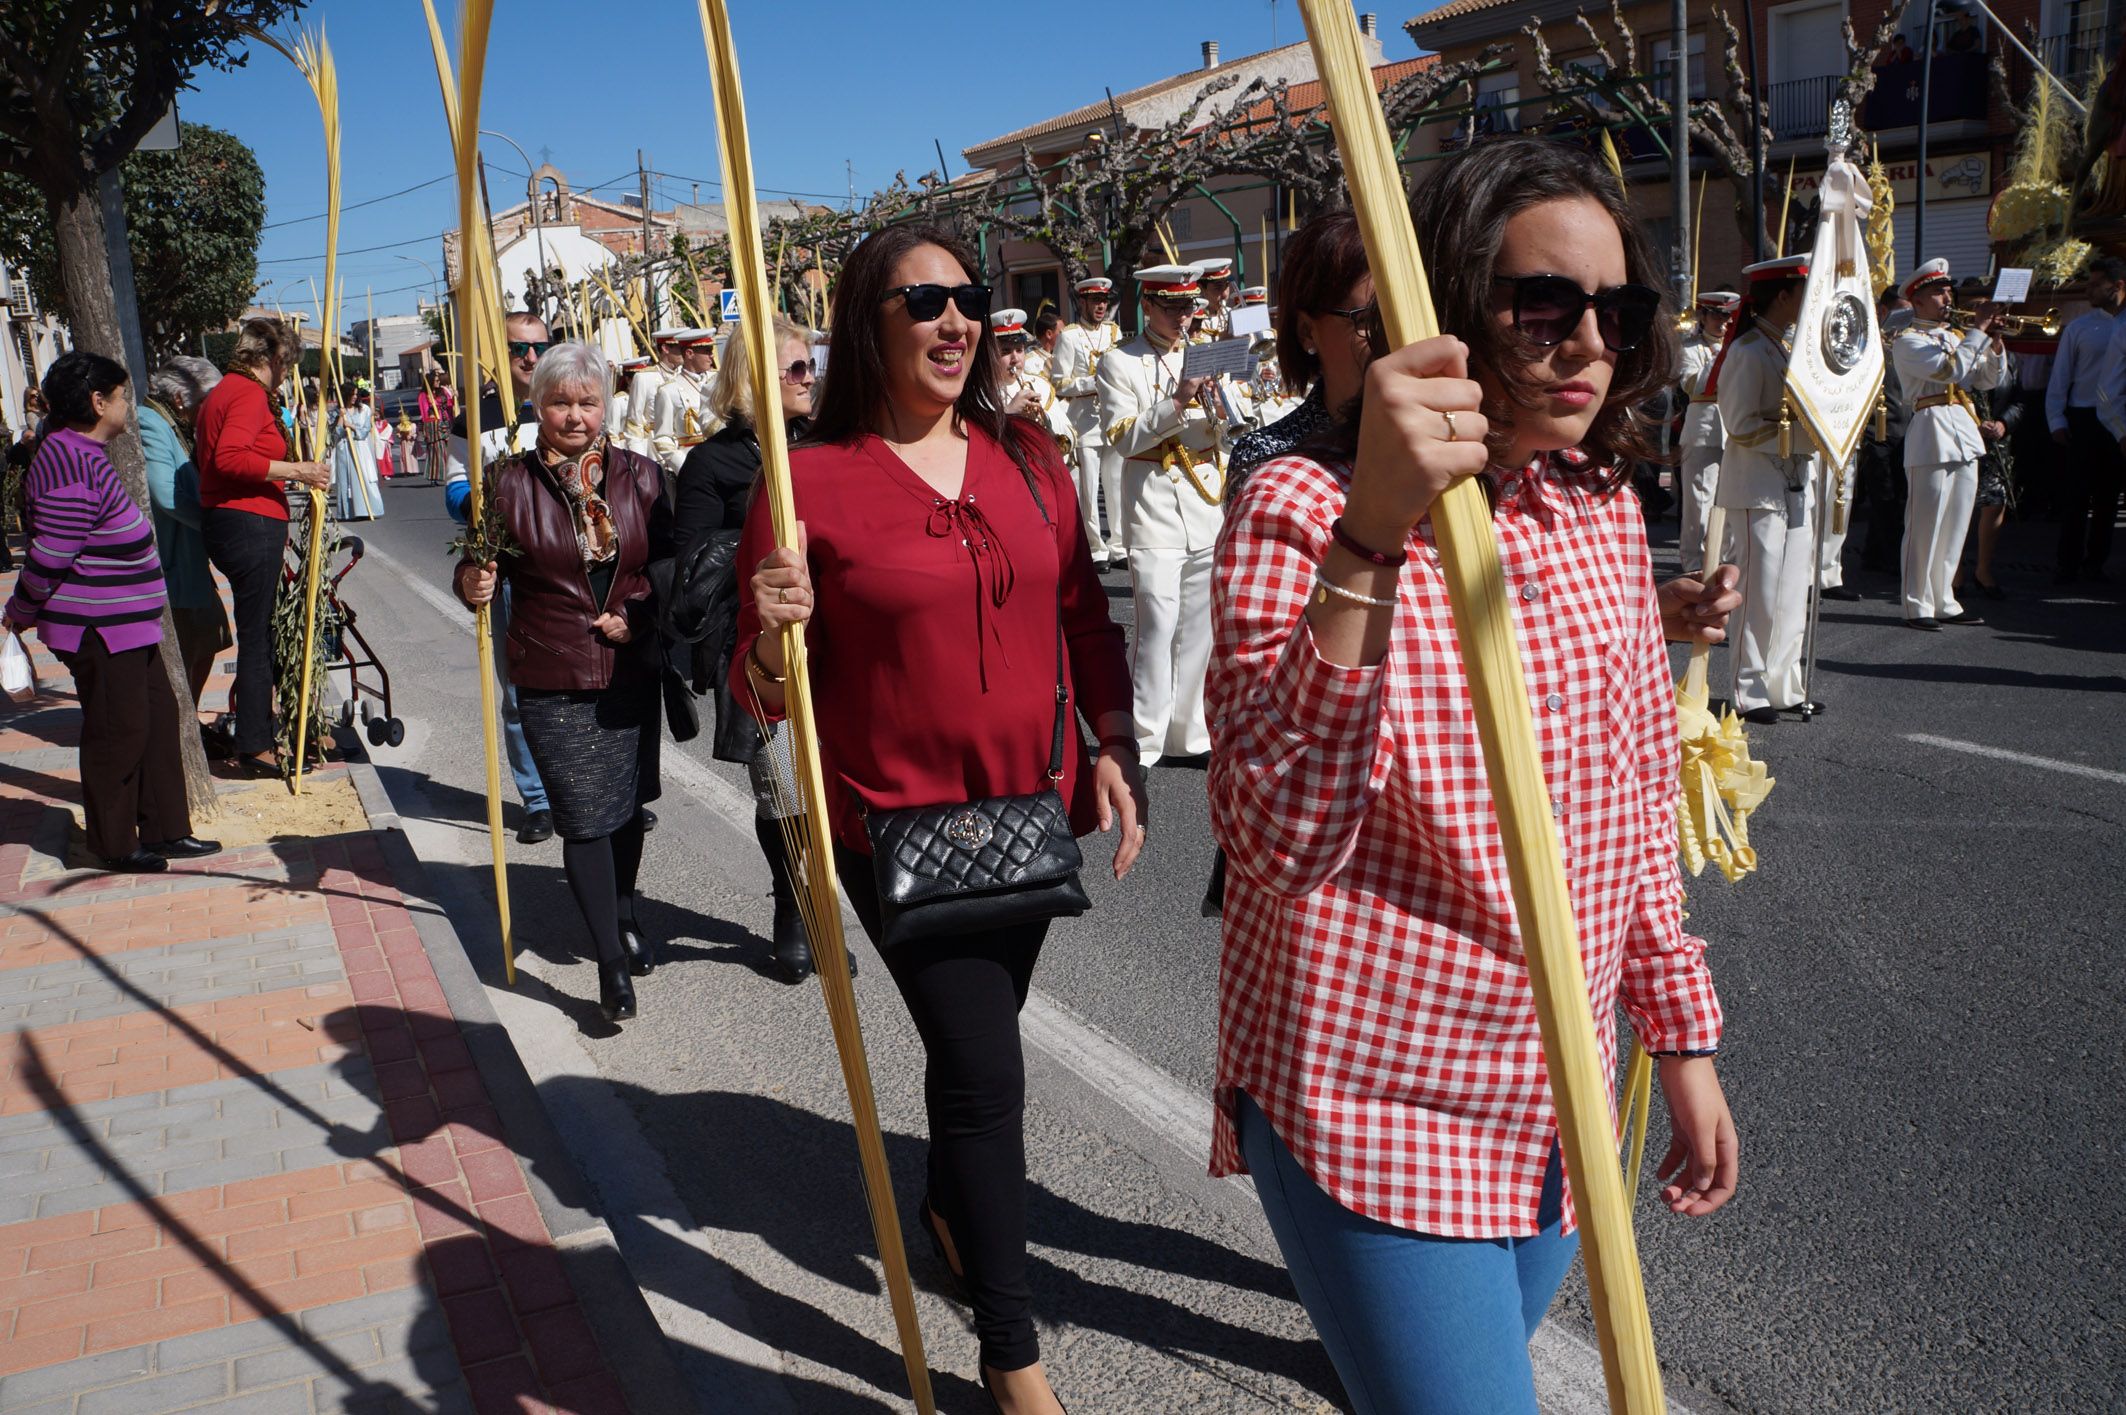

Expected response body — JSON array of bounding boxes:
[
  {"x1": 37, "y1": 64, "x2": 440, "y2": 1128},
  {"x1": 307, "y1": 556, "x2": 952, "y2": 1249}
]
[{"x1": 1303, "y1": 346, "x2": 1317, "y2": 356}]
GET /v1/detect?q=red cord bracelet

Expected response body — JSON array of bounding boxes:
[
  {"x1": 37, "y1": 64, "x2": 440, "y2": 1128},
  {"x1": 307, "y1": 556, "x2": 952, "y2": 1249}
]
[{"x1": 1330, "y1": 517, "x2": 1407, "y2": 567}]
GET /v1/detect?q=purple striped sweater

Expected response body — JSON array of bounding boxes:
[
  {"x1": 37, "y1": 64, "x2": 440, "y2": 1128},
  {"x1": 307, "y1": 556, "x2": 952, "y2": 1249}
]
[{"x1": 3, "y1": 427, "x2": 167, "y2": 655}]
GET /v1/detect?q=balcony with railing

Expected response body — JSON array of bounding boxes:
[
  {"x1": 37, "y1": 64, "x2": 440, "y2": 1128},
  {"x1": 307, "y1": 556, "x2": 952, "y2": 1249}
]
[
  {"x1": 2037, "y1": 27, "x2": 2105, "y2": 89},
  {"x1": 1859, "y1": 50, "x2": 1989, "y2": 130},
  {"x1": 1766, "y1": 75, "x2": 1841, "y2": 137}
]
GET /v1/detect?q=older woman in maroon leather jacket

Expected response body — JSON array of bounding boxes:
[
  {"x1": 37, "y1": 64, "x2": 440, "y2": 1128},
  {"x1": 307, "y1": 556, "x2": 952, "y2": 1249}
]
[{"x1": 455, "y1": 341, "x2": 673, "y2": 1024}]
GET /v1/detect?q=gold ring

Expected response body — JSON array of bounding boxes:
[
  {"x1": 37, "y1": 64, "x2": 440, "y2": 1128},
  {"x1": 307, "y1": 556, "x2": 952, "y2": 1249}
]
[
  {"x1": 777, "y1": 588, "x2": 789, "y2": 604},
  {"x1": 1442, "y1": 409, "x2": 1460, "y2": 443}
]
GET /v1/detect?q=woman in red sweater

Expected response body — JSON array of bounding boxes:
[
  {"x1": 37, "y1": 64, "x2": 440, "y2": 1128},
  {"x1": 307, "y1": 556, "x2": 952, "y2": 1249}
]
[
  {"x1": 195, "y1": 317, "x2": 329, "y2": 772},
  {"x1": 733, "y1": 226, "x2": 1142, "y2": 1414}
]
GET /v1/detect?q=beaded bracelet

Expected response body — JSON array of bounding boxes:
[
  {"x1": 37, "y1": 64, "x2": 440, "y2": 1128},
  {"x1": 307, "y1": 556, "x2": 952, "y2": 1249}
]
[
  {"x1": 1330, "y1": 517, "x2": 1407, "y2": 567},
  {"x1": 1313, "y1": 573, "x2": 1397, "y2": 609}
]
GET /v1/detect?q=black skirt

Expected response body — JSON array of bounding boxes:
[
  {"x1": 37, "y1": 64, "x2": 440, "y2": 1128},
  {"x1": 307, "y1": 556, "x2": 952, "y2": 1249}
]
[{"x1": 515, "y1": 674, "x2": 661, "y2": 839}]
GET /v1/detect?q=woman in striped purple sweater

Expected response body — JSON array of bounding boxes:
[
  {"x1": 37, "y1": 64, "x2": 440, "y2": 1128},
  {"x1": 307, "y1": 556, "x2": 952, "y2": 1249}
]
[{"x1": 1, "y1": 352, "x2": 218, "y2": 873}]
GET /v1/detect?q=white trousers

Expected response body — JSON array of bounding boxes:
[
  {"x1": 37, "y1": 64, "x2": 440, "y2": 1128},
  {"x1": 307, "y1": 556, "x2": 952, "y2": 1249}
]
[
  {"x1": 1072, "y1": 441, "x2": 1109, "y2": 559},
  {"x1": 1902, "y1": 460, "x2": 1976, "y2": 621},
  {"x1": 1102, "y1": 447, "x2": 1128, "y2": 556},
  {"x1": 1128, "y1": 545, "x2": 1214, "y2": 762},
  {"x1": 1819, "y1": 459, "x2": 1851, "y2": 588},
  {"x1": 1731, "y1": 489, "x2": 1813, "y2": 713},
  {"x1": 1679, "y1": 446, "x2": 1721, "y2": 574}
]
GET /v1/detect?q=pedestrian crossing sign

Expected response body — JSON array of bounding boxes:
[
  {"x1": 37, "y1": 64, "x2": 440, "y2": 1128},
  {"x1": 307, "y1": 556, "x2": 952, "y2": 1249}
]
[{"x1": 720, "y1": 289, "x2": 741, "y2": 323}]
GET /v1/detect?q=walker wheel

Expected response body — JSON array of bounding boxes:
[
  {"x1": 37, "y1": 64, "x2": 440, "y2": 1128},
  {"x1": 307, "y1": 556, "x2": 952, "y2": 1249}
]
[
  {"x1": 385, "y1": 719, "x2": 406, "y2": 748},
  {"x1": 366, "y1": 717, "x2": 390, "y2": 747}
]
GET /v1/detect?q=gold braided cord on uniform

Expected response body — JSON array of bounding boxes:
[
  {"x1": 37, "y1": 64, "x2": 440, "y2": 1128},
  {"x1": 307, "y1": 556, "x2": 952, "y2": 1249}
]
[{"x1": 1128, "y1": 437, "x2": 1224, "y2": 506}]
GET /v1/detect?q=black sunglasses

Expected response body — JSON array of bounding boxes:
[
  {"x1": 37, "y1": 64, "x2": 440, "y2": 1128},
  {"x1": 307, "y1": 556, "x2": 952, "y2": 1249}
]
[
  {"x1": 507, "y1": 339, "x2": 554, "y2": 358},
  {"x1": 1493, "y1": 274, "x2": 1663, "y2": 353},
  {"x1": 881, "y1": 283, "x2": 993, "y2": 323}
]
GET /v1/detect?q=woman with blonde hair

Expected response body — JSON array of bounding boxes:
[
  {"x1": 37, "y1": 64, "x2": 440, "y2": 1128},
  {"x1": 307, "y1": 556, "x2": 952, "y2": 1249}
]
[
  {"x1": 195, "y1": 315, "x2": 330, "y2": 773},
  {"x1": 672, "y1": 314, "x2": 828, "y2": 981}
]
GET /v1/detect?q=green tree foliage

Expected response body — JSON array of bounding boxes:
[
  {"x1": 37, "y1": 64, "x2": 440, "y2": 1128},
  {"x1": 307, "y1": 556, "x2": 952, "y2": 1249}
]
[{"x1": 0, "y1": 125, "x2": 266, "y2": 359}]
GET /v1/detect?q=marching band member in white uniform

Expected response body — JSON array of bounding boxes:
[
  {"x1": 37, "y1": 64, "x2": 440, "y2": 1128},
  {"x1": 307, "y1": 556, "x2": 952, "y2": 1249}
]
[
  {"x1": 1052, "y1": 277, "x2": 1125, "y2": 566},
  {"x1": 1712, "y1": 256, "x2": 1818, "y2": 723},
  {"x1": 1096, "y1": 263, "x2": 1246, "y2": 763},
  {"x1": 651, "y1": 328, "x2": 720, "y2": 483},
  {"x1": 609, "y1": 355, "x2": 648, "y2": 438},
  {"x1": 1892, "y1": 258, "x2": 2007, "y2": 627},
  {"x1": 990, "y1": 307, "x2": 1071, "y2": 464},
  {"x1": 1192, "y1": 258, "x2": 1234, "y2": 339},
  {"x1": 1678, "y1": 291, "x2": 1738, "y2": 574},
  {"x1": 622, "y1": 328, "x2": 685, "y2": 460}
]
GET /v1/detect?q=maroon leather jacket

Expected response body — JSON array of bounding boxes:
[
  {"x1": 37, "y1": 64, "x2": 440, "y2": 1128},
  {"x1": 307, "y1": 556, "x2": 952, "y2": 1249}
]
[{"x1": 482, "y1": 443, "x2": 672, "y2": 692}]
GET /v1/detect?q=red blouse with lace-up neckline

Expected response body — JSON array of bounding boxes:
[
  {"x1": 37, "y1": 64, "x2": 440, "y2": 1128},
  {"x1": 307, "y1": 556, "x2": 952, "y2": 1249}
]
[{"x1": 730, "y1": 422, "x2": 1132, "y2": 853}]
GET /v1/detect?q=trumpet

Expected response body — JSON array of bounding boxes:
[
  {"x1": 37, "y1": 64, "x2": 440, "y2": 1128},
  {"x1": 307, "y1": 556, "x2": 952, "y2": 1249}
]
[{"x1": 1950, "y1": 307, "x2": 2060, "y2": 336}]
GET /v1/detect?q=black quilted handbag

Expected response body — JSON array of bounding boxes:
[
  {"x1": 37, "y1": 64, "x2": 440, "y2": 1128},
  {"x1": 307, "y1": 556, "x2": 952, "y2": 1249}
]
[{"x1": 861, "y1": 447, "x2": 1090, "y2": 947}]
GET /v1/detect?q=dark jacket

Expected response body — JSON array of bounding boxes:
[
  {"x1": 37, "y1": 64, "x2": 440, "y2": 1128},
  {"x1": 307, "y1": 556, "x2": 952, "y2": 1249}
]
[
  {"x1": 672, "y1": 417, "x2": 804, "y2": 763},
  {"x1": 489, "y1": 442, "x2": 672, "y2": 692}
]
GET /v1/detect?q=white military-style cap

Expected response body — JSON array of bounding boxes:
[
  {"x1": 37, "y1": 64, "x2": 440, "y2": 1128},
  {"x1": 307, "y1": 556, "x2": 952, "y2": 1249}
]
[
  {"x1": 1193, "y1": 257, "x2": 1234, "y2": 282},
  {"x1": 1074, "y1": 276, "x2": 1115, "y2": 296},
  {"x1": 650, "y1": 326, "x2": 689, "y2": 344},
  {"x1": 989, "y1": 308, "x2": 1029, "y2": 338},
  {"x1": 1900, "y1": 257, "x2": 1952, "y2": 299},
  {"x1": 1696, "y1": 290, "x2": 1742, "y2": 311},
  {"x1": 1240, "y1": 286, "x2": 1269, "y2": 306},
  {"x1": 1741, "y1": 255, "x2": 1810, "y2": 283},
  {"x1": 1133, "y1": 264, "x2": 1201, "y2": 298},
  {"x1": 679, "y1": 328, "x2": 718, "y2": 346}
]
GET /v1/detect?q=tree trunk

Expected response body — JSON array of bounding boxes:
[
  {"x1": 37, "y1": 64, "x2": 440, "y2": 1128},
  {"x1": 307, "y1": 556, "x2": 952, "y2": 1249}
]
[{"x1": 48, "y1": 184, "x2": 220, "y2": 825}]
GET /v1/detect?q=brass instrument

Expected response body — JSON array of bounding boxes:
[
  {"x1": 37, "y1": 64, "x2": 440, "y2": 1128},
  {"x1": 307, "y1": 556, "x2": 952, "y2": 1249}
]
[{"x1": 1949, "y1": 307, "x2": 2060, "y2": 336}]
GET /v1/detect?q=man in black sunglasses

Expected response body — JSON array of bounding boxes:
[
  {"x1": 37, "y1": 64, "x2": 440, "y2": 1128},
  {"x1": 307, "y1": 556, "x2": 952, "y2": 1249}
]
[{"x1": 1097, "y1": 263, "x2": 1251, "y2": 764}]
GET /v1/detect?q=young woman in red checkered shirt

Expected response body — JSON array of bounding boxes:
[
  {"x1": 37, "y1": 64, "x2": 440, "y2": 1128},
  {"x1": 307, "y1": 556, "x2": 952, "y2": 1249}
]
[{"x1": 1207, "y1": 138, "x2": 1741, "y2": 1413}]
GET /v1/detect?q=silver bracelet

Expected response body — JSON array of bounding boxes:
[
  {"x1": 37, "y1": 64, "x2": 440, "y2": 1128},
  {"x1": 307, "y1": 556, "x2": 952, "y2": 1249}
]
[{"x1": 1313, "y1": 572, "x2": 1397, "y2": 609}]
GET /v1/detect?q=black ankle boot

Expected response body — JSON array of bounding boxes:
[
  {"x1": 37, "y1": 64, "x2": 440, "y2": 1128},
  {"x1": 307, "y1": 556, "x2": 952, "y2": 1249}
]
[
  {"x1": 598, "y1": 959, "x2": 637, "y2": 1022},
  {"x1": 754, "y1": 817, "x2": 816, "y2": 983}
]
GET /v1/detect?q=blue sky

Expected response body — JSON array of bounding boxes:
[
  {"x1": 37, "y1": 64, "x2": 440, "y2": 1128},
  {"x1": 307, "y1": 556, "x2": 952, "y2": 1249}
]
[{"x1": 175, "y1": 1, "x2": 1422, "y2": 325}]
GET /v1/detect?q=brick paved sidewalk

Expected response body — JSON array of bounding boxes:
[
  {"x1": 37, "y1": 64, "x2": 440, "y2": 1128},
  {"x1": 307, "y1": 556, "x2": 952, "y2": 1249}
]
[{"x1": 0, "y1": 588, "x2": 644, "y2": 1412}]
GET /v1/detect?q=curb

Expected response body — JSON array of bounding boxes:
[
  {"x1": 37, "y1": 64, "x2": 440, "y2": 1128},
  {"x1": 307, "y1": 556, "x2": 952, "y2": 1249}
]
[{"x1": 334, "y1": 726, "x2": 704, "y2": 1415}]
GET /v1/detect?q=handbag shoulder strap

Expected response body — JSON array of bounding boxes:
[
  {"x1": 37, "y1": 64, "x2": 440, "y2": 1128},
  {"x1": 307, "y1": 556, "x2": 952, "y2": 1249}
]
[{"x1": 1000, "y1": 423, "x2": 1071, "y2": 785}]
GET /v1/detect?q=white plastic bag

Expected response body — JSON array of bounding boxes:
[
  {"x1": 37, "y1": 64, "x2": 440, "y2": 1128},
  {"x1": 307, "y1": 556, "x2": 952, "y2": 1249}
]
[{"x1": 2, "y1": 628, "x2": 37, "y2": 704}]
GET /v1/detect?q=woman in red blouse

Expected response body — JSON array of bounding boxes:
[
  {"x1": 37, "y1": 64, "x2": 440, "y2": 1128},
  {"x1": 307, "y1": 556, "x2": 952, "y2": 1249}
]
[
  {"x1": 195, "y1": 317, "x2": 330, "y2": 772},
  {"x1": 1208, "y1": 139, "x2": 1740, "y2": 1412},
  {"x1": 733, "y1": 226, "x2": 1142, "y2": 1415}
]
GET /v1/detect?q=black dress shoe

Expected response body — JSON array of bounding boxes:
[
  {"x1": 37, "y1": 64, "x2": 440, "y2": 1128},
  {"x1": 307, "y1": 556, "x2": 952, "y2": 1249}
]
[
  {"x1": 598, "y1": 960, "x2": 637, "y2": 1023},
  {"x1": 1786, "y1": 701, "x2": 1825, "y2": 717},
  {"x1": 619, "y1": 924, "x2": 656, "y2": 977},
  {"x1": 1942, "y1": 609, "x2": 1985, "y2": 625},
  {"x1": 516, "y1": 809, "x2": 554, "y2": 845},
  {"x1": 1905, "y1": 617, "x2": 1943, "y2": 631},
  {"x1": 1739, "y1": 706, "x2": 1781, "y2": 725},
  {"x1": 102, "y1": 849, "x2": 168, "y2": 873},
  {"x1": 637, "y1": 807, "x2": 657, "y2": 833},
  {"x1": 1821, "y1": 585, "x2": 1863, "y2": 601},
  {"x1": 145, "y1": 836, "x2": 221, "y2": 859}
]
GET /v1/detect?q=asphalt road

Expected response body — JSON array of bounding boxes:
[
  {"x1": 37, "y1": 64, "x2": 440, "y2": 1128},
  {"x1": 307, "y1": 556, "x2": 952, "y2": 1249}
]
[{"x1": 329, "y1": 467, "x2": 2125, "y2": 1413}]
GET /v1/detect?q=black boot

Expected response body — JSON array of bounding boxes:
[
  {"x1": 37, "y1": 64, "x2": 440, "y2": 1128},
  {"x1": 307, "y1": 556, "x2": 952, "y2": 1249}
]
[
  {"x1": 598, "y1": 959, "x2": 637, "y2": 1022},
  {"x1": 755, "y1": 817, "x2": 815, "y2": 983}
]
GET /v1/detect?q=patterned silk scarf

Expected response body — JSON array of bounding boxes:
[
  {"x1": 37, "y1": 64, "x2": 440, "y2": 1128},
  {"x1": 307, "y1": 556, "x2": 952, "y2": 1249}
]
[{"x1": 539, "y1": 438, "x2": 618, "y2": 567}]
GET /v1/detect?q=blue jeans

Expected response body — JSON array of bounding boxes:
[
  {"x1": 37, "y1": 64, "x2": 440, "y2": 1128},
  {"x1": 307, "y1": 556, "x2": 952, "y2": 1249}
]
[
  {"x1": 491, "y1": 582, "x2": 548, "y2": 814},
  {"x1": 1236, "y1": 1091, "x2": 1579, "y2": 1415}
]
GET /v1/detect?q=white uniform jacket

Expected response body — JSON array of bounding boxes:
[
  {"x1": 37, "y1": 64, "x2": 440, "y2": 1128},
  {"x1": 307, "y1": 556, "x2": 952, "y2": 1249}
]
[
  {"x1": 608, "y1": 390, "x2": 630, "y2": 440},
  {"x1": 1005, "y1": 369, "x2": 1073, "y2": 459},
  {"x1": 1052, "y1": 320, "x2": 1122, "y2": 446},
  {"x1": 1713, "y1": 322, "x2": 1815, "y2": 511},
  {"x1": 651, "y1": 368, "x2": 718, "y2": 472},
  {"x1": 622, "y1": 364, "x2": 675, "y2": 457},
  {"x1": 1892, "y1": 320, "x2": 2007, "y2": 467},
  {"x1": 1096, "y1": 334, "x2": 1236, "y2": 553},
  {"x1": 1679, "y1": 333, "x2": 1725, "y2": 448}
]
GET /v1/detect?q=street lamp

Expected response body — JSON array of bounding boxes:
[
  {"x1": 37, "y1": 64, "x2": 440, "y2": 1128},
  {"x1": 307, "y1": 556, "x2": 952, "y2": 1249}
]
[{"x1": 480, "y1": 128, "x2": 550, "y2": 320}]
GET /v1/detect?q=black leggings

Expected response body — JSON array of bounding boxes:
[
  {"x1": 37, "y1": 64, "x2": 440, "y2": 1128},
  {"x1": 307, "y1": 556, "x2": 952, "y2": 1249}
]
[
  {"x1": 562, "y1": 819, "x2": 645, "y2": 966},
  {"x1": 202, "y1": 507, "x2": 289, "y2": 756},
  {"x1": 837, "y1": 846, "x2": 1048, "y2": 1372}
]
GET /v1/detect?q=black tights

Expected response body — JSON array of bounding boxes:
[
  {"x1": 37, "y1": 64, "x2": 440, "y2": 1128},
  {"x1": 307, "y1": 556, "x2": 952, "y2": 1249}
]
[
  {"x1": 837, "y1": 847, "x2": 1048, "y2": 1372},
  {"x1": 562, "y1": 819, "x2": 644, "y2": 966}
]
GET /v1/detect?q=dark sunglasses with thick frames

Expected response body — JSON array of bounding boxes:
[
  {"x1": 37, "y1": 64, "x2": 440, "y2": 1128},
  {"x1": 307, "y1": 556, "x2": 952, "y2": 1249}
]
[
  {"x1": 1493, "y1": 274, "x2": 1663, "y2": 353},
  {"x1": 881, "y1": 283, "x2": 993, "y2": 323},
  {"x1": 506, "y1": 339, "x2": 554, "y2": 358}
]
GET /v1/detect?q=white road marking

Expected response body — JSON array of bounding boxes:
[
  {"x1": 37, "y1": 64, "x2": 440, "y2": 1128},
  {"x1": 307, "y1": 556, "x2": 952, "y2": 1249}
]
[
  {"x1": 1905, "y1": 733, "x2": 2126, "y2": 786},
  {"x1": 372, "y1": 532, "x2": 1698, "y2": 1415}
]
